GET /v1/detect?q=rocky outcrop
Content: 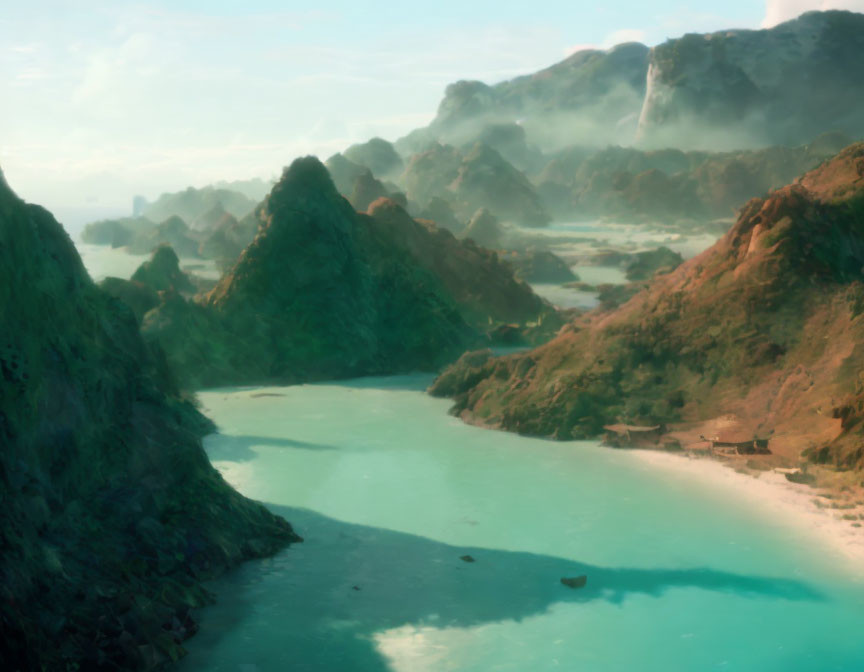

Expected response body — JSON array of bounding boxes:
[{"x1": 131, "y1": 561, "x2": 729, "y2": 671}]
[
  {"x1": 462, "y1": 209, "x2": 504, "y2": 249},
  {"x1": 0, "y1": 168, "x2": 297, "y2": 671},
  {"x1": 364, "y1": 198, "x2": 554, "y2": 331},
  {"x1": 197, "y1": 211, "x2": 259, "y2": 271},
  {"x1": 400, "y1": 143, "x2": 464, "y2": 208},
  {"x1": 624, "y1": 247, "x2": 683, "y2": 282},
  {"x1": 430, "y1": 143, "x2": 864, "y2": 482},
  {"x1": 142, "y1": 185, "x2": 256, "y2": 224},
  {"x1": 81, "y1": 216, "x2": 156, "y2": 248},
  {"x1": 451, "y1": 143, "x2": 551, "y2": 227},
  {"x1": 325, "y1": 153, "x2": 367, "y2": 197},
  {"x1": 142, "y1": 158, "x2": 557, "y2": 388},
  {"x1": 505, "y1": 250, "x2": 578, "y2": 284},
  {"x1": 349, "y1": 170, "x2": 389, "y2": 212},
  {"x1": 130, "y1": 244, "x2": 196, "y2": 294},
  {"x1": 398, "y1": 141, "x2": 549, "y2": 226},
  {"x1": 343, "y1": 137, "x2": 404, "y2": 180},
  {"x1": 637, "y1": 11, "x2": 864, "y2": 149},
  {"x1": 127, "y1": 215, "x2": 200, "y2": 258},
  {"x1": 144, "y1": 159, "x2": 467, "y2": 387},
  {"x1": 416, "y1": 196, "x2": 464, "y2": 234}
]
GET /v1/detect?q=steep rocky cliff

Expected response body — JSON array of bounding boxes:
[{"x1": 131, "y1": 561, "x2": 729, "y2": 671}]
[
  {"x1": 141, "y1": 158, "x2": 557, "y2": 388},
  {"x1": 637, "y1": 11, "x2": 864, "y2": 149},
  {"x1": 407, "y1": 42, "x2": 649, "y2": 152},
  {"x1": 0, "y1": 169, "x2": 298, "y2": 670},
  {"x1": 431, "y1": 143, "x2": 864, "y2": 478}
]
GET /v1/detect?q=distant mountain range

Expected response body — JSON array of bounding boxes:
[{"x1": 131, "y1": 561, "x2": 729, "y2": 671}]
[{"x1": 409, "y1": 10, "x2": 864, "y2": 153}]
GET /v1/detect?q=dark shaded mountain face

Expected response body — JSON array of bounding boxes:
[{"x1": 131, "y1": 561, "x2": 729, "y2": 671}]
[
  {"x1": 638, "y1": 11, "x2": 864, "y2": 150},
  {"x1": 140, "y1": 157, "x2": 556, "y2": 389},
  {"x1": 0, "y1": 169, "x2": 298, "y2": 670},
  {"x1": 430, "y1": 143, "x2": 864, "y2": 480}
]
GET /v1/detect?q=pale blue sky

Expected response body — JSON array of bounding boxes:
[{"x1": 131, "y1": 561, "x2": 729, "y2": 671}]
[{"x1": 1, "y1": 0, "x2": 862, "y2": 223}]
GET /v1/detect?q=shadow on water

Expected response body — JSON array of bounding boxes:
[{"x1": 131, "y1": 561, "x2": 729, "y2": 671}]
[
  {"x1": 205, "y1": 434, "x2": 341, "y2": 462},
  {"x1": 183, "y1": 506, "x2": 825, "y2": 671}
]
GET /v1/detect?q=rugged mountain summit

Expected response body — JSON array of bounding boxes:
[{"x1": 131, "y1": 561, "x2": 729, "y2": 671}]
[
  {"x1": 142, "y1": 157, "x2": 557, "y2": 388},
  {"x1": 408, "y1": 42, "x2": 649, "y2": 151},
  {"x1": 0, "y1": 169, "x2": 297, "y2": 670},
  {"x1": 638, "y1": 11, "x2": 864, "y2": 149},
  {"x1": 202, "y1": 156, "x2": 471, "y2": 382},
  {"x1": 431, "y1": 144, "x2": 864, "y2": 477}
]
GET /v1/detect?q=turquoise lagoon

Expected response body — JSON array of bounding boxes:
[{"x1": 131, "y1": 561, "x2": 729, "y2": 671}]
[{"x1": 180, "y1": 375, "x2": 864, "y2": 672}]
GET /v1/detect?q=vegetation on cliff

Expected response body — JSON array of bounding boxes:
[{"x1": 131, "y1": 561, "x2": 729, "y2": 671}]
[
  {"x1": 430, "y1": 143, "x2": 864, "y2": 481},
  {"x1": 0, "y1": 169, "x2": 298, "y2": 670},
  {"x1": 138, "y1": 157, "x2": 558, "y2": 389}
]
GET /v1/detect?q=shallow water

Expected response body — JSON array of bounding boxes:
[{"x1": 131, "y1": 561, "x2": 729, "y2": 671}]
[
  {"x1": 530, "y1": 283, "x2": 599, "y2": 310},
  {"x1": 76, "y1": 242, "x2": 221, "y2": 281},
  {"x1": 540, "y1": 221, "x2": 720, "y2": 259},
  {"x1": 181, "y1": 375, "x2": 864, "y2": 672}
]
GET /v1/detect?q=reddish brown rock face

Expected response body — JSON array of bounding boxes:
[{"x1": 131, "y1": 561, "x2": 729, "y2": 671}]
[{"x1": 431, "y1": 143, "x2": 864, "y2": 476}]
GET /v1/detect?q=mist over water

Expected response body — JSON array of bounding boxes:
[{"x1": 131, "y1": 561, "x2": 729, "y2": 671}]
[{"x1": 181, "y1": 377, "x2": 864, "y2": 672}]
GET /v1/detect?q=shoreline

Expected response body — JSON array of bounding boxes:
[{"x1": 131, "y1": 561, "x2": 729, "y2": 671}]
[{"x1": 630, "y1": 449, "x2": 864, "y2": 576}]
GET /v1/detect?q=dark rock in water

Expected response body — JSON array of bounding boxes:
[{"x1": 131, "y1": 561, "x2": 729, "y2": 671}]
[
  {"x1": 81, "y1": 216, "x2": 155, "y2": 248},
  {"x1": 352, "y1": 585, "x2": 362, "y2": 591},
  {"x1": 561, "y1": 576, "x2": 588, "y2": 589},
  {"x1": 624, "y1": 247, "x2": 683, "y2": 282},
  {"x1": 131, "y1": 243, "x2": 196, "y2": 294},
  {"x1": 505, "y1": 250, "x2": 577, "y2": 284},
  {"x1": 785, "y1": 471, "x2": 817, "y2": 486},
  {"x1": 0, "y1": 167, "x2": 298, "y2": 671},
  {"x1": 460, "y1": 555, "x2": 476, "y2": 563}
]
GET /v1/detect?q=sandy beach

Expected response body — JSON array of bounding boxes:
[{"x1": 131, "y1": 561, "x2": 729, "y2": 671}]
[{"x1": 631, "y1": 450, "x2": 864, "y2": 576}]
